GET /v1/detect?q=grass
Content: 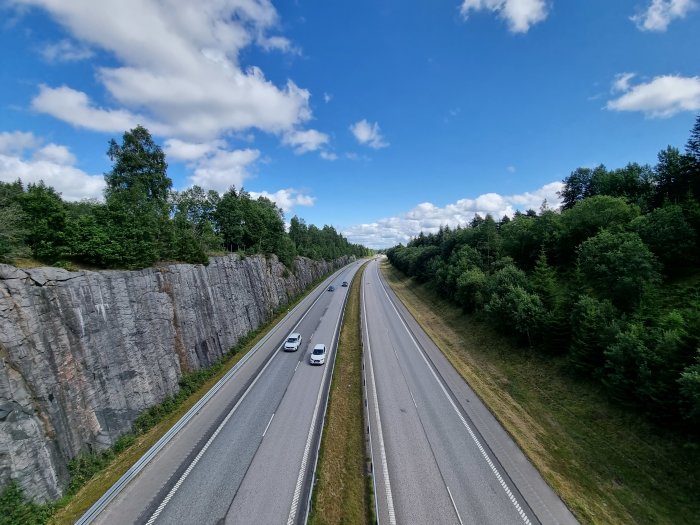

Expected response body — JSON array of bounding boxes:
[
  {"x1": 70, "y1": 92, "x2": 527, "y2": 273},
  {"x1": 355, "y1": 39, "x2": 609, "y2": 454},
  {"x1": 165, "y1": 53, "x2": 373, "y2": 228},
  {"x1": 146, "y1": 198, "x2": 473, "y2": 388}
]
[
  {"x1": 308, "y1": 263, "x2": 373, "y2": 525},
  {"x1": 382, "y1": 262, "x2": 700, "y2": 525},
  {"x1": 36, "y1": 270, "x2": 337, "y2": 525}
]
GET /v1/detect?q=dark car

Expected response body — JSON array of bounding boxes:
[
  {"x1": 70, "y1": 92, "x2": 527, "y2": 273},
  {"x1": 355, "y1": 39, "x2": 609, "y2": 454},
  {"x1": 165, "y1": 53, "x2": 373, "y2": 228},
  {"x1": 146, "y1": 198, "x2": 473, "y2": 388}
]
[
  {"x1": 342, "y1": 281, "x2": 348, "y2": 287},
  {"x1": 328, "y1": 285, "x2": 335, "y2": 291}
]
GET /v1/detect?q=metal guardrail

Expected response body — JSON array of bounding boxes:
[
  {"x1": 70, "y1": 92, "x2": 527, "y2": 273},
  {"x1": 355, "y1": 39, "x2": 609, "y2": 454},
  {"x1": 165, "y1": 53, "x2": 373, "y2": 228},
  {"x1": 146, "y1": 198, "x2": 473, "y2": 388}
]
[{"x1": 76, "y1": 268, "x2": 345, "y2": 525}]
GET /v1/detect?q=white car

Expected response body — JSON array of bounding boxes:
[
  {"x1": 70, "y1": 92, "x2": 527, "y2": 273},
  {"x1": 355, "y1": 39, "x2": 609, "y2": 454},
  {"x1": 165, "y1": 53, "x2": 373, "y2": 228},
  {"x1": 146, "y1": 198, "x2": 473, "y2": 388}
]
[
  {"x1": 309, "y1": 343, "x2": 327, "y2": 365},
  {"x1": 284, "y1": 333, "x2": 302, "y2": 351}
]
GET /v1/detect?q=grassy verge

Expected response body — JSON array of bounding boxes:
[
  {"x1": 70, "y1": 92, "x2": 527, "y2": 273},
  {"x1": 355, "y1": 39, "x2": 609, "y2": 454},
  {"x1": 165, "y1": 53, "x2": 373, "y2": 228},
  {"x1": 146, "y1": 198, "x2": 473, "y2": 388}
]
[
  {"x1": 309, "y1": 263, "x2": 373, "y2": 525},
  {"x1": 382, "y1": 262, "x2": 700, "y2": 525},
  {"x1": 1, "y1": 269, "x2": 336, "y2": 525}
]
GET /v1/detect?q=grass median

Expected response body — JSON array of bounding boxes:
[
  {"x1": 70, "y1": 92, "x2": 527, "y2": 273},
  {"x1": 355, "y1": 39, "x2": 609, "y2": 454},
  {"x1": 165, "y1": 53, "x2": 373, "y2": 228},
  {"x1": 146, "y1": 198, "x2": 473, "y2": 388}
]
[
  {"x1": 309, "y1": 263, "x2": 373, "y2": 525},
  {"x1": 382, "y1": 261, "x2": 699, "y2": 525}
]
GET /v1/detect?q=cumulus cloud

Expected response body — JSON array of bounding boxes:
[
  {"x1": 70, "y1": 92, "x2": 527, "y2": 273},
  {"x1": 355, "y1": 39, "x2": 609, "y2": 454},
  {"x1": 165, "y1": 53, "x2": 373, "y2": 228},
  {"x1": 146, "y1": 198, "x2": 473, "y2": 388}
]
[
  {"x1": 349, "y1": 119, "x2": 389, "y2": 149},
  {"x1": 460, "y1": 0, "x2": 549, "y2": 33},
  {"x1": 631, "y1": 0, "x2": 696, "y2": 31},
  {"x1": 40, "y1": 38, "x2": 94, "y2": 62},
  {"x1": 15, "y1": 0, "x2": 314, "y2": 142},
  {"x1": 342, "y1": 181, "x2": 563, "y2": 248},
  {"x1": 164, "y1": 138, "x2": 224, "y2": 161},
  {"x1": 607, "y1": 74, "x2": 700, "y2": 118},
  {"x1": 248, "y1": 188, "x2": 315, "y2": 213},
  {"x1": 0, "y1": 131, "x2": 105, "y2": 200},
  {"x1": 188, "y1": 147, "x2": 261, "y2": 193},
  {"x1": 282, "y1": 128, "x2": 329, "y2": 154},
  {"x1": 612, "y1": 72, "x2": 636, "y2": 93}
]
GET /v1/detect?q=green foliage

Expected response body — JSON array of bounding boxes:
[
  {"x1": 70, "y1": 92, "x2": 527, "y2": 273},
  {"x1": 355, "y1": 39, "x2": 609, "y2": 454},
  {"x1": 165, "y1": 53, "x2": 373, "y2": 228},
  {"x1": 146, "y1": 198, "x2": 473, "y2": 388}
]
[
  {"x1": 0, "y1": 127, "x2": 368, "y2": 269},
  {"x1": 632, "y1": 204, "x2": 697, "y2": 272},
  {"x1": 0, "y1": 482, "x2": 53, "y2": 525},
  {"x1": 386, "y1": 116, "x2": 700, "y2": 432},
  {"x1": 577, "y1": 230, "x2": 660, "y2": 311}
]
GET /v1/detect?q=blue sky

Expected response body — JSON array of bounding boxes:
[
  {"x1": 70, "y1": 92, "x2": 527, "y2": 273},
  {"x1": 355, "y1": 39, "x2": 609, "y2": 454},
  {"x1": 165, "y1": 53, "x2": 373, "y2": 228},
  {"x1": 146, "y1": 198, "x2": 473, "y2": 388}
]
[{"x1": 1, "y1": 0, "x2": 699, "y2": 248}]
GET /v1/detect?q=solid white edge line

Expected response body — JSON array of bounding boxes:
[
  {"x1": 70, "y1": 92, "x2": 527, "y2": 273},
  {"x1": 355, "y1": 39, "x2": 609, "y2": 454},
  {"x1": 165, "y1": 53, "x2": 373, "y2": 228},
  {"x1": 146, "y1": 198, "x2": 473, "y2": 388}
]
[
  {"x1": 286, "y1": 276, "x2": 348, "y2": 525},
  {"x1": 447, "y1": 486, "x2": 464, "y2": 525},
  {"x1": 364, "y1": 262, "x2": 397, "y2": 525},
  {"x1": 262, "y1": 413, "x2": 275, "y2": 438},
  {"x1": 376, "y1": 264, "x2": 532, "y2": 525}
]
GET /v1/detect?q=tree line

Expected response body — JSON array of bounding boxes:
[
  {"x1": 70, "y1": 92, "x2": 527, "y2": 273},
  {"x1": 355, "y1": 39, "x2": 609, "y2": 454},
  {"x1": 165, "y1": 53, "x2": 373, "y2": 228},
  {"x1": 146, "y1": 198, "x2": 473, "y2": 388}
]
[
  {"x1": 0, "y1": 126, "x2": 370, "y2": 269},
  {"x1": 387, "y1": 115, "x2": 700, "y2": 431}
]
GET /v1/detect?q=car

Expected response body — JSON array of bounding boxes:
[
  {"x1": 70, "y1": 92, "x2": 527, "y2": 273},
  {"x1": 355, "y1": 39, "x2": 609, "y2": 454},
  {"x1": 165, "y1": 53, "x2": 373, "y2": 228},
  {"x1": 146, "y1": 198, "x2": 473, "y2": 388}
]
[
  {"x1": 341, "y1": 281, "x2": 348, "y2": 287},
  {"x1": 284, "y1": 333, "x2": 302, "y2": 351},
  {"x1": 328, "y1": 285, "x2": 335, "y2": 292},
  {"x1": 309, "y1": 343, "x2": 327, "y2": 365}
]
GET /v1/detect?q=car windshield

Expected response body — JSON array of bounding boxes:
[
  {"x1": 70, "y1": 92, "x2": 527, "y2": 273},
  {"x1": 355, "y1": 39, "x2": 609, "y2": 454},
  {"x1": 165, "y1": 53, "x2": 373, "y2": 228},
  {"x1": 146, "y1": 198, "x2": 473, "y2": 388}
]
[
  {"x1": 312, "y1": 348, "x2": 324, "y2": 355},
  {"x1": 287, "y1": 337, "x2": 297, "y2": 343}
]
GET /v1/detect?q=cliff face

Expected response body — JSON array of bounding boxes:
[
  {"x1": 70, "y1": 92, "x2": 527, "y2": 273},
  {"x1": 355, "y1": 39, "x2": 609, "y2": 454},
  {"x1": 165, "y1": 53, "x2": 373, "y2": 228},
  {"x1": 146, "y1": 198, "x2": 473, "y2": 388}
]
[{"x1": 0, "y1": 254, "x2": 347, "y2": 502}]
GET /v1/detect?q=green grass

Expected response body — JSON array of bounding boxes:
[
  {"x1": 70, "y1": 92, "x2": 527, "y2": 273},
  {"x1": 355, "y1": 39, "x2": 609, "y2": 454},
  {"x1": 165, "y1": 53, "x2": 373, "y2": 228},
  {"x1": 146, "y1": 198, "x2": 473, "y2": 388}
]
[
  {"x1": 308, "y1": 263, "x2": 374, "y2": 525},
  {"x1": 382, "y1": 262, "x2": 700, "y2": 525}
]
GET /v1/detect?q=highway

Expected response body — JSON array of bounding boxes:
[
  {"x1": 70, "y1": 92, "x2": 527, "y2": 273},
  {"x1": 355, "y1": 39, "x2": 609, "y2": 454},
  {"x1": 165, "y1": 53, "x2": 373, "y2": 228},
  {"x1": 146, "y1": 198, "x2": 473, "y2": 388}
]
[
  {"x1": 362, "y1": 257, "x2": 578, "y2": 525},
  {"x1": 89, "y1": 261, "x2": 361, "y2": 525}
]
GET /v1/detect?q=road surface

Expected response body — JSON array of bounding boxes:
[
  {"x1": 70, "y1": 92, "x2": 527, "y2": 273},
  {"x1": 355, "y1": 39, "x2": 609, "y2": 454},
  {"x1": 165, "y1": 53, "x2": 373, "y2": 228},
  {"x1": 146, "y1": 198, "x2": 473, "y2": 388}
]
[
  {"x1": 90, "y1": 261, "x2": 361, "y2": 525},
  {"x1": 362, "y1": 257, "x2": 578, "y2": 525}
]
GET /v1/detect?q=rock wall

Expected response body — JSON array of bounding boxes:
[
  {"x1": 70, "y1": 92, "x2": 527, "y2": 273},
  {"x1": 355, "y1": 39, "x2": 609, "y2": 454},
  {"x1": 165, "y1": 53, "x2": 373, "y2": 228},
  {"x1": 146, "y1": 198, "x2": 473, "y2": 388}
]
[{"x1": 0, "y1": 254, "x2": 348, "y2": 502}]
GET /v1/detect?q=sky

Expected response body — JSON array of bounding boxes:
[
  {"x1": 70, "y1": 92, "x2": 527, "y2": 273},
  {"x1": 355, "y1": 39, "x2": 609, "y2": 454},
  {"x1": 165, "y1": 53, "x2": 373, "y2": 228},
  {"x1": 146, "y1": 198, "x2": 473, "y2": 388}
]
[{"x1": 1, "y1": 0, "x2": 699, "y2": 248}]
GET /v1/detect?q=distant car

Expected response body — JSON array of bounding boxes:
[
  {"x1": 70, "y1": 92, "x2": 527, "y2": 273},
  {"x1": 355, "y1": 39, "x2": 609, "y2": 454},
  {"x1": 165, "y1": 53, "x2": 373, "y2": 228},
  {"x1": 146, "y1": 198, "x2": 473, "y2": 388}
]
[
  {"x1": 309, "y1": 343, "x2": 327, "y2": 365},
  {"x1": 341, "y1": 281, "x2": 348, "y2": 287},
  {"x1": 284, "y1": 333, "x2": 302, "y2": 351},
  {"x1": 328, "y1": 285, "x2": 335, "y2": 292}
]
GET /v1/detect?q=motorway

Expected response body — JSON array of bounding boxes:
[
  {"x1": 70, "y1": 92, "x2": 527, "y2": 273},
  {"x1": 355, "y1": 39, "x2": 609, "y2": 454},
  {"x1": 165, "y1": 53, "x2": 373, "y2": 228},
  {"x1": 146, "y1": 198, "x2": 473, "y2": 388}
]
[
  {"x1": 90, "y1": 261, "x2": 361, "y2": 525},
  {"x1": 362, "y1": 257, "x2": 579, "y2": 525}
]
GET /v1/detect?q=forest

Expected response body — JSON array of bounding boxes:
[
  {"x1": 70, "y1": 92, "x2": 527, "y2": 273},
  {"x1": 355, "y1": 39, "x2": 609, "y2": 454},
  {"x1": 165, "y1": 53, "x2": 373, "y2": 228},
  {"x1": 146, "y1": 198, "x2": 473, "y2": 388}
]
[
  {"x1": 387, "y1": 115, "x2": 700, "y2": 432},
  {"x1": 0, "y1": 126, "x2": 369, "y2": 270}
]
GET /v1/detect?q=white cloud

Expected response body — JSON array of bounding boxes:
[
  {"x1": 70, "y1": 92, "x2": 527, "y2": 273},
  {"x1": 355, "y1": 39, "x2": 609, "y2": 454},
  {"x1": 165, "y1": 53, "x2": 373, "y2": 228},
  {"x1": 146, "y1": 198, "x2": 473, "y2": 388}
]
[
  {"x1": 349, "y1": 119, "x2": 389, "y2": 149},
  {"x1": 189, "y1": 147, "x2": 261, "y2": 193},
  {"x1": 323, "y1": 93, "x2": 332, "y2": 103},
  {"x1": 164, "y1": 138, "x2": 224, "y2": 161},
  {"x1": 282, "y1": 128, "x2": 329, "y2": 154},
  {"x1": 631, "y1": 0, "x2": 696, "y2": 31},
  {"x1": 32, "y1": 84, "x2": 154, "y2": 133},
  {"x1": 506, "y1": 165, "x2": 516, "y2": 173},
  {"x1": 320, "y1": 151, "x2": 338, "y2": 161},
  {"x1": 40, "y1": 39, "x2": 93, "y2": 62},
  {"x1": 16, "y1": 0, "x2": 313, "y2": 142},
  {"x1": 0, "y1": 133, "x2": 105, "y2": 200},
  {"x1": 607, "y1": 74, "x2": 700, "y2": 118},
  {"x1": 0, "y1": 131, "x2": 41, "y2": 155},
  {"x1": 460, "y1": 0, "x2": 549, "y2": 33},
  {"x1": 342, "y1": 181, "x2": 563, "y2": 248},
  {"x1": 248, "y1": 188, "x2": 315, "y2": 213},
  {"x1": 612, "y1": 72, "x2": 636, "y2": 93}
]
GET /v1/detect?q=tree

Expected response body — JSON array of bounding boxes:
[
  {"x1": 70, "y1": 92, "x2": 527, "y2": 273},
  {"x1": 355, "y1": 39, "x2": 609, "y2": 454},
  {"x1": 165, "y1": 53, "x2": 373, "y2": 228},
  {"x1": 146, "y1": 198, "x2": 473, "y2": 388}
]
[
  {"x1": 0, "y1": 180, "x2": 29, "y2": 262},
  {"x1": 632, "y1": 204, "x2": 697, "y2": 273},
  {"x1": 19, "y1": 181, "x2": 67, "y2": 262},
  {"x1": 577, "y1": 230, "x2": 660, "y2": 311},
  {"x1": 104, "y1": 126, "x2": 173, "y2": 268}
]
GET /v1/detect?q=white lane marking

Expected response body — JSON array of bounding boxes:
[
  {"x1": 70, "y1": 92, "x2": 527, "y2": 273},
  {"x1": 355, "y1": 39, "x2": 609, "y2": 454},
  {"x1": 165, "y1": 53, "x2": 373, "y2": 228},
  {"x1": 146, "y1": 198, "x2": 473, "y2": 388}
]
[
  {"x1": 294, "y1": 361, "x2": 300, "y2": 372},
  {"x1": 447, "y1": 486, "x2": 464, "y2": 525},
  {"x1": 363, "y1": 267, "x2": 397, "y2": 525},
  {"x1": 262, "y1": 413, "x2": 275, "y2": 438},
  {"x1": 145, "y1": 346, "x2": 280, "y2": 525},
  {"x1": 377, "y1": 266, "x2": 532, "y2": 525},
  {"x1": 409, "y1": 390, "x2": 418, "y2": 409},
  {"x1": 287, "y1": 286, "x2": 347, "y2": 525}
]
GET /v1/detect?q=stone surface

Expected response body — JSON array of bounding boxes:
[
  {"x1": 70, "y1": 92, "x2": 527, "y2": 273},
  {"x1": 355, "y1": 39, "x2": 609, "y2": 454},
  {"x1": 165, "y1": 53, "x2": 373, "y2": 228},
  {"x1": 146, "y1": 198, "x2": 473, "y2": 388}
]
[{"x1": 0, "y1": 254, "x2": 348, "y2": 502}]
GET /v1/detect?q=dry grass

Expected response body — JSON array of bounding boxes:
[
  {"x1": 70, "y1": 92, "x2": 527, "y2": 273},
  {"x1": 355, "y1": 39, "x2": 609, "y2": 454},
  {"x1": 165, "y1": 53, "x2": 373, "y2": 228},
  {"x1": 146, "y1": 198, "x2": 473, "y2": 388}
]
[
  {"x1": 309, "y1": 264, "x2": 372, "y2": 525},
  {"x1": 382, "y1": 262, "x2": 700, "y2": 525}
]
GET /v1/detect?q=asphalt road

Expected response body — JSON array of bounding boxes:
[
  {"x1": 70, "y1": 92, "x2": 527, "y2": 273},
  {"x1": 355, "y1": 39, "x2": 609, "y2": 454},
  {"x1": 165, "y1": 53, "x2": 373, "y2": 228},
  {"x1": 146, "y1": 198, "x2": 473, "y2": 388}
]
[
  {"x1": 91, "y1": 261, "x2": 361, "y2": 525},
  {"x1": 362, "y1": 257, "x2": 578, "y2": 525}
]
